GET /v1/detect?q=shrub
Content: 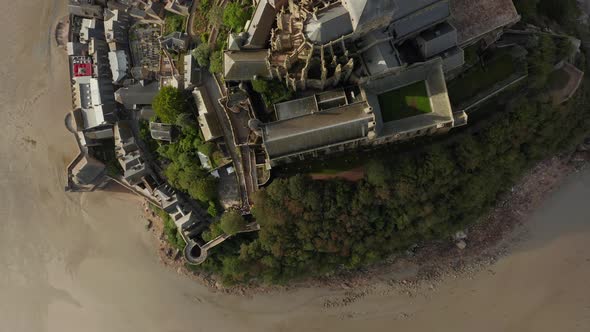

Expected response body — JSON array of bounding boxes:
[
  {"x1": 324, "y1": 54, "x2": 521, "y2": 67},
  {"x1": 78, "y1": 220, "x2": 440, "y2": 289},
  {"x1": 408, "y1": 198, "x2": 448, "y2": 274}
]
[
  {"x1": 164, "y1": 14, "x2": 185, "y2": 34},
  {"x1": 198, "y1": 142, "x2": 215, "y2": 157},
  {"x1": 189, "y1": 177, "x2": 218, "y2": 202},
  {"x1": 207, "y1": 201, "x2": 220, "y2": 217},
  {"x1": 251, "y1": 79, "x2": 292, "y2": 106},
  {"x1": 192, "y1": 43, "x2": 212, "y2": 68},
  {"x1": 209, "y1": 50, "x2": 223, "y2": 73},
  {"x1": 537, "y1": 0, "x2": 577, "y2": 25},
  {"x1": 219, "y1": 210, "x2": 247, "y2": 235}
]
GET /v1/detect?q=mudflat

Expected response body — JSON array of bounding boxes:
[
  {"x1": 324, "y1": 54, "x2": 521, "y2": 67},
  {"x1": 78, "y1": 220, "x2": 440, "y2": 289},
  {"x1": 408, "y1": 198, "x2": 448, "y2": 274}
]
[{"x1": 0, "y1": 1, "x2": 589, "y2": 331}]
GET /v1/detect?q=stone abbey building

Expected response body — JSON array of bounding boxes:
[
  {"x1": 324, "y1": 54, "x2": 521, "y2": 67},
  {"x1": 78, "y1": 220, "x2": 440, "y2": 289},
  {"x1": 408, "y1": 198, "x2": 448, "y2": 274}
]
[{"x1": 223, "y1": 0, "x2": 520, "y2": 166}]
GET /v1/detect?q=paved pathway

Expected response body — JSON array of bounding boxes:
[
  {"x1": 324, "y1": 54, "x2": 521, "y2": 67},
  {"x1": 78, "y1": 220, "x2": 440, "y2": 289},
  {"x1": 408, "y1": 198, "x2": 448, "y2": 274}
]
[{"x1": 202, "y1": 71, "x2": 250, "y2": 210}]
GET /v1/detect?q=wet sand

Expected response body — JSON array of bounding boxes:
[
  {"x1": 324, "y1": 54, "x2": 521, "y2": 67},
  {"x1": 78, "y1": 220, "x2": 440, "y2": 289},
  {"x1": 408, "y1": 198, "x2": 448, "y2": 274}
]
[{"x1": 0, "y1": 1, "x2": 589, "y2": 331}]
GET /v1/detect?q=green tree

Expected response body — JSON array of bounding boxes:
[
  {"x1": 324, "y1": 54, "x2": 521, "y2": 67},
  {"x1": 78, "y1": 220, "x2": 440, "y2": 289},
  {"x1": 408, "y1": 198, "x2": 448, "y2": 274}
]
[
  {"x1": 189, "y1": 177, "x2": 218, "y2": 202},
  {"x1": 208, "y1": 5, "x2": 223, "y2": 27},
  {"x1": 192, "y1": 43, "x2": 212, "y2": 68},
  {"x1": 175, "y1": 112, "x2": 198, "y2": 136},
  {"x1": 219, "y1": 210, "x2": 247, "y2": 235},
  {"x1": 152, "y1": 86, "x2": 188, "y2": 124},
  {"x1": 527, "y1": 35, "x2": 556, "y2": 89},
  {"x1": 198, "y1": 142, "x2": 215, "y2": 157},
  {"x1": 513, "y1": 0, "x2": 539, "y2": 20},
  {"x1": 209, "y1": 50, "x2": 223, "y2": 73},
  {"x1": 251, "y1": 79, "x2": 292, "y2": 106},
  {"x1": 538, "y1": 0, "x2": 577, "y2": 25},
  {"x1": 207, "y1": 201, "x2": 219, "y2": 217},
  {"x1": 222, "y1": 2, "x2": 253, "y2": 32},
  {"x1": 366, "y1": 159, "x2": 390, "y2": 186},
  {"x1": 200, "y1": 0, "x2": 211, "y2": 11}
]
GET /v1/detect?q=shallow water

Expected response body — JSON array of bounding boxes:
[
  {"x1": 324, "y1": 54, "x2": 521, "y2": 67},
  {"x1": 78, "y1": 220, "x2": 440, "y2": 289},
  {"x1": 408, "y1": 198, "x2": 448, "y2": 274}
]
[{"x1": 0, "y1": 1, "x2": 589, "y2": 331}]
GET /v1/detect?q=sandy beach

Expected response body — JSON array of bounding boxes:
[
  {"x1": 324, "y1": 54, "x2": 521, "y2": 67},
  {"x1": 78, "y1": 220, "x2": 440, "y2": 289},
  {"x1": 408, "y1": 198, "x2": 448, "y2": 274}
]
[{"x1": 0, "y1": 1, "x2": 589, "y2": 331}]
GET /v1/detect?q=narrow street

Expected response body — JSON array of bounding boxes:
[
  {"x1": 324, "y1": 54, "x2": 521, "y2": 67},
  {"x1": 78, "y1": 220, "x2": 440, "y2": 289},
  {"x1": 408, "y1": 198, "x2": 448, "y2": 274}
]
[
  {"x1": 186, "y1": 0, "x2": 199, "y2": 41},
  {"x1": 202, "y1": 71, "x2": 251, "y2": 210}
]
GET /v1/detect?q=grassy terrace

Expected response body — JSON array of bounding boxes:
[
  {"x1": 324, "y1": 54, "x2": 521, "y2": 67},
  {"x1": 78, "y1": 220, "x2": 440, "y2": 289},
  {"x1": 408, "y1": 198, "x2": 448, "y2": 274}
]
[
  {"x1": 378, "y1": 81, "x2": 432, "y2": 122},
  {"x1": 164, "y1": 13, "x2": 186, "y2": 35},
  {"x1": 448, "y1": 53, "x2": 515, "y2": 105},
  {"x1": 547, "y1": 67, "x2": 571, "y2": 91}
]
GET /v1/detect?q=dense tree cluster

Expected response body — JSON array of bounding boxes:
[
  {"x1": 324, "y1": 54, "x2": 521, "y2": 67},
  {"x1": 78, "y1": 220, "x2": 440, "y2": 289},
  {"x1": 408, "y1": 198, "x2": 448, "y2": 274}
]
[
  {"x1": 527, "y1": 35, "x2": 574, "y2": 90},
  {"x1": 192, "y1": 43, "x2": 212, "y2": 68},
  {"x1": 152, "y1": 87, "x2": 189, "y2": 124},
  {"x1": 157, "y1": 123, "x2": 218, "y2": 204},
  {"x1": 222, "y1": 1, "x2": 253, "y2": 32},
  {"x1": 151, "y1": 204, "x2": 186, "y2": 250},
  {"x1": 220, "y1": 211, "x2": 247, "y2": 235},
  {"x1": 513, "y1": 0, "x2": 578, "y2": 27},
  {"x1": 147, "y1": 88, "x2": 220, "y2": 206},
  {"x1": 209, "y1": 50, "x2": 224, "y2": 74}
]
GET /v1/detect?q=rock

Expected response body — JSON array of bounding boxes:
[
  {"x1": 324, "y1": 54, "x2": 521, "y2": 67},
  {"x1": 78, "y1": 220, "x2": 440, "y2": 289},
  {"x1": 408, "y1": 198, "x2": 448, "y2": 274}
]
[
  {"x1": 454, "y1": 230, "x2": 468, "y2": 240},
  {"x1": 456, "y1": 240, "x2": 467, "y2": 250},
  {"x1": 215, "y1": 281, "x2": 223, "y2": 289},
  {"x1": 145, "y1": 219, "x2": 153, "y2": 230}
]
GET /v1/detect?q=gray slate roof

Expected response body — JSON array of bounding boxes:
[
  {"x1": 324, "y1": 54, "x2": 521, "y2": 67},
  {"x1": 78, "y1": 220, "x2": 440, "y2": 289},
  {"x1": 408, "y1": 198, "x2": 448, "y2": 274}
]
[
  {"x1": 160, "y1": 32, "x2": 188, "y2": 53},
  {"x1": 275, "y1": 96, "x2": 317, "y2": 121},
  {"x1": 149, "y1": 122, "x2": 173, "y2": 141},
  {"x1": 223, "y1": 50, "x2": 271, "y2": 81},
  {"x1": 304, "y1": 5, "x2": 353, "y2": 44},
  {"x1": 415, "y1": 21, "x2": 458, "y2": 58},
  {"x1": 262, "y1": 102, "x2": 374, "y2": 159},
  {"x1": 362, "y1": 31, "x2": 401, "y2": 76},
  {"x1": 114, "y1": 81, "x2": 159, "y2": 109},
  {"x1": 392, "y1": 0, "x2": 443, "y2": 20},
  {"x1": 390, "y1": 0, "x2": 450, "y2": 40},
  {"x1": 341, "y1": 0, "x2": 396, "y2": 32},
  {"x1": 244, "y1": 0, "x2": 277, "y2": 49}
]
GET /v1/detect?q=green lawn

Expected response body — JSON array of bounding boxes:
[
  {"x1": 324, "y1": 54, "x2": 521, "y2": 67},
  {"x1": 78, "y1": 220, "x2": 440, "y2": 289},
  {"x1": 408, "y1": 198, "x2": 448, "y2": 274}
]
[
  {"x1": 378, "y1": 81, "x2": 432, "y2": 122},
  {"x1": 448, "y1": 54, "x2": 515, "y2": 104}
]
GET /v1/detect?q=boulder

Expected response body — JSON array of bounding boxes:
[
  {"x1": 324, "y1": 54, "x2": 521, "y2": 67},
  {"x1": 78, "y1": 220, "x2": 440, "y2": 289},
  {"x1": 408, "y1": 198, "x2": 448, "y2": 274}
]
[
  {"x1": 456, "y1": 240, "x2": 467, "y2": 250},
  {"x1": 454, "y1": 230, "x2": 468, "y2": 240}
]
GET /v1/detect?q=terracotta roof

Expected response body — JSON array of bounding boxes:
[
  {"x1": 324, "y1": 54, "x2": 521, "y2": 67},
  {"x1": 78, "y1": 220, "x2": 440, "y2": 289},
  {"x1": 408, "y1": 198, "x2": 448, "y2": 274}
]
[{"x1": 450, "y1": 0, "x2": 520, "y2": 45}]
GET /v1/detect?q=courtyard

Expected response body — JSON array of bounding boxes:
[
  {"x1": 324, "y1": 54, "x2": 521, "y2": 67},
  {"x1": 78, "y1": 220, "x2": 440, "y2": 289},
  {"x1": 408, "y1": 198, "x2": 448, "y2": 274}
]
[{"x1": 378, "y1": 81, "x2": 432, "y2": 122}]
